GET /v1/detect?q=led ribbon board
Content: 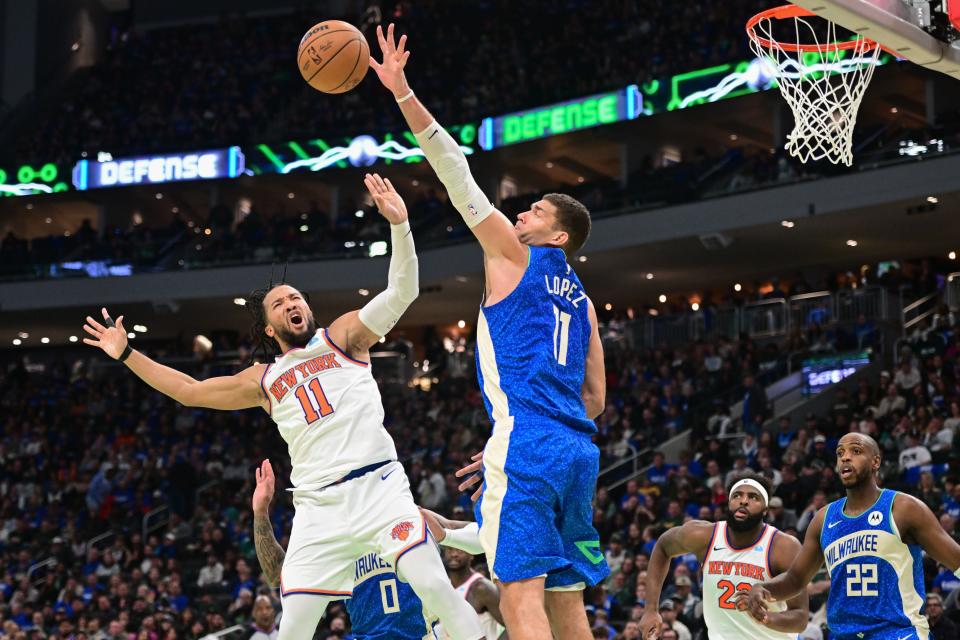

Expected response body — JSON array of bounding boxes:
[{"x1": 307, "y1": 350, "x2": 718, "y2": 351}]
[
  {"x1": 478, "y1": 86, "x2": 642, "y2": 150},
  {"x1": 0, "y1": 163, "x2": 70, "y2": 197},
  {"x1": 72, "y1": 147, "x2": 245, "y2": 190},
  {"x1": 802, "y1": 351, "x2": 871, "y2": 396},
  {"x1": 248, "y1": 124, "x2": 479, "y2": 175},
  {"x1": 641, "y1": 51, "x2": 894, "y2": 115}
]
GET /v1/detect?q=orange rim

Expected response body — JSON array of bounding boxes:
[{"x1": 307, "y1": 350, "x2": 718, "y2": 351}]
[{"x1": 746, "y1": 4, "x2": 880, "y2": 54}]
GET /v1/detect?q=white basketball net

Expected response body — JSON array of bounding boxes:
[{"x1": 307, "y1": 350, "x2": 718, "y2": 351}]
[{"x1": 748, "y1": 13, "x2": 881, "y2": 166}]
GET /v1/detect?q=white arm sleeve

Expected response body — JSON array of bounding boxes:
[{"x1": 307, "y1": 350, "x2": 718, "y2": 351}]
[
  {"x1": 413, "y1": 121, "x2": 494, "y2": 228},
  {"x1": 357, "y1": 221, "x2": 419, "y2": 337},
  {"x1": 440, "y1": 522, "x2": 484, "y2": 556}
]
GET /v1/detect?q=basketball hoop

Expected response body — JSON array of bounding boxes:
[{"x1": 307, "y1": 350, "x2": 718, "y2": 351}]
[{"x1": 746, "y1": 5, "x2": 882, "y2": 166}]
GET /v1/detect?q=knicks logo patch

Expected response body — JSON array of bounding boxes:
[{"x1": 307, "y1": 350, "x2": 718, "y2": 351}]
[{"x1": 391, "y1": 521, "x2": 415, "y2": 541}]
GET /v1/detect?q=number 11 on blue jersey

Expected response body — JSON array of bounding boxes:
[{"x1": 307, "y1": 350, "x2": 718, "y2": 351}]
[{"x1": 553, "y1": 304, "x2": 570, "y2": 366}]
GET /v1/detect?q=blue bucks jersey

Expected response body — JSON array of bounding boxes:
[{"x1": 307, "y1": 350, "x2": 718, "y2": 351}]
[
  {"x1": 345, "y1": 553, "x2": 433, "y2": 640},
  {"x1": 476, "y1": 245, "x2": 594, "y2": 434},
  {"x1": 820, "y1": 489, "x2": 930, "y2": 640}
]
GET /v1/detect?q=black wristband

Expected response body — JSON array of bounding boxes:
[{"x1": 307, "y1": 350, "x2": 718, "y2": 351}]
[{"x1": 117, "y1": 344, "x2": 133, "y2": 363}]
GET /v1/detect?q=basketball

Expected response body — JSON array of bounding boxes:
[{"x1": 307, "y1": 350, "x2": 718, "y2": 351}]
[{"x1": 297, "y1": 20, "x2": 369, "y2": 94}]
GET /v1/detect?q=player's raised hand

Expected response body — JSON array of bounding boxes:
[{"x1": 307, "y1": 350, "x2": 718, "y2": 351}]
[
  {"x1": 369, "y1": 23, "x2": 411, "y2": 98},
  {"x1": 638, "y1": 610, "x2": 662, "y2": 639},
  {"x1": 455, "y1": 451, "x2": 484, "y2": 501},
  {"x1": 735, "y1": 583, "x2": 773, "y2": 624},
  {"x1": 252, "y1": 459, "x2": 275, "y2": 517},
  {"x1": 83, "y1": 307, "x2": 129, "y2": 360},
  {"x1": 364, "y1": 173, "x2": 408, "y2": 225}
]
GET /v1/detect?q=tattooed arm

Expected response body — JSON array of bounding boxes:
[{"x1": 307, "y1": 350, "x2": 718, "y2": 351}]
[{"x1": 252, "y1": 460, "x2": 285, "y2": 587}]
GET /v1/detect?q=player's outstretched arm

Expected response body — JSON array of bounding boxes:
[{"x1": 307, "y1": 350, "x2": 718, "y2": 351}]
[
  {"x1": 640, "y1": 520, "x2": 714, "y2": 639},
  {"x1": 582, "y1": 299, "x2": 606, "y2": 419},
  {"x1": 83, "y1": 308, "x2": 266, "y2": 411},
  {"x1": 897, "y1": 492, "x2": 960, "y2": 574},
  {"x1": 737, "y1": 508, "x2": 825, "y2": 624},
  {"x1": 369, "y1": 23, "x2": 526, "y2": 265},
  {"x1": 421, "y1": 508, "x2": 484, "y2": 556},
  {"x1": 328, "y1": 173, "x2": 419, "y2": 357},
  {"x1": 759, "y1": 532, "x2": 810, "y2": 633},
  {"x1": 252, "y1": 459, "x2": 285, "y2": 588}
]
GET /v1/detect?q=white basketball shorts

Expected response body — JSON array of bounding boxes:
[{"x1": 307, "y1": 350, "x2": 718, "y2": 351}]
[{"x1": 279, "y1": 460, "x2": 428, "y2": 598}]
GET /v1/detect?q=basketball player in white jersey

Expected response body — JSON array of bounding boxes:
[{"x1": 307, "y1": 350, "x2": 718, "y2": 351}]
[
  {"x1": 741, "y1": 433, "x2": 960, "y2": 640},
  {"x1": 421, "y1": 509, "x2": 506, "y2": 640},
  {"x1": 640, "y1": 474, "x2": 808, "y2": 639},
  {"x1": 82, "y1": 174, "x2": 483, "y2": 640},
  {"x1": 441, "y1": 548, "x2": 506, "y2": 640}
]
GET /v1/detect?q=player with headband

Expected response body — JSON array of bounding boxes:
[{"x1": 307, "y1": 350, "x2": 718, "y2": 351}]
[{"x1": 640, "y1": 473, "x2": 809, "y2": 639}]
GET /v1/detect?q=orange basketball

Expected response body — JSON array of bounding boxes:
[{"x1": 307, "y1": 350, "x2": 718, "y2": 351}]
[{"x1": 297, "y1": 20, "x2": 369, "y2": 94}]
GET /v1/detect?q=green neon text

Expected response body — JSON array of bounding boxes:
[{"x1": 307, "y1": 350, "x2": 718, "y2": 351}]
[{"x1": 502, "y1": 95, "x2": 618, "y2": 144}]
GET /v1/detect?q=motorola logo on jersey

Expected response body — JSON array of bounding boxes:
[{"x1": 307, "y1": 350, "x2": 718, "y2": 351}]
[{"x1": 868, "y1": 511, "x2": 883, "y2": 526}]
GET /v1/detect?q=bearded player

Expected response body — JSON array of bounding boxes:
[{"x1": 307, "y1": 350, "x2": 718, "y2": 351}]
[
  {"x1": 83, "y1": 174, "x2": 483, "y2": 640},
  {"x1": 370, "y1": 24, "x2": 608, "y2": 640},
  {"x1": 740, "y1": 433, "x2": 960, "y2": 640},
  {"x1": 640, "y1": 474, "x2": 808, "y2": 639}
]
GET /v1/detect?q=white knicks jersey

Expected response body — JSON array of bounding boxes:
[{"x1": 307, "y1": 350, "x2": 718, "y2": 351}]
[
  {"x1": 435, "y1": 573, "x2": 502, "y2": 640},
  {"x1": 261, "y1": 328, "x2": 397, "y2": 489},
  {"x1": 701, "y1": 522, "x2": 792, "y2": 640}
]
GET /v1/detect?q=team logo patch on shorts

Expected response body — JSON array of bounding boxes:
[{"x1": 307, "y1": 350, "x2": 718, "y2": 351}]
[
  {"x1": 574, "y1": 540, "x2": 604, "y2": 564},
  {"x1": 391, "y1": 521, "x2": 415, "y2": 541}
]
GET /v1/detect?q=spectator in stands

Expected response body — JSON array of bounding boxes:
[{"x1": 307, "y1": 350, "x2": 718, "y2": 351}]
[
  {"x1": 766, "y1": 496, "x2": 798, "y2": 531},
  {"x1": 670, "y1": 575, "x2": 701, "y2": 621},
  {"x1": 944, "y1": 486, "x2": 960, "y2": 520},
  {"x1": 658, "y1": 600, "x2": 691, "y2": 640},
  {"x1": 876, "y1": 383, "x2": 907, "y2": 418},
  {"x1": 416, "y1": 462, "x2": 447, "y2": 510},
  {"x1": 933, "y1": 556, "x2": 960, "y2": 595},
  {"x1": 923, "y1": 415, "x2": 953, "y2": 458},
  {"x1": 740, "y1": 374, "x2": 769, "y2": 434},
  {"x1": 945, "y1": 400, "x2": 960, "y2": 432},
  {"x1": 86, "y1": 463, "x2": 115, "y2": 511},
  {"x1": 197, "y1": 555, "x2": 224, "y2": 590},
  {"x1": 895, "y1": 358, "x2": 922, "y2": 394},
  {"x1": 926, "y1": 592, "x2": 958, "y2": 639},
  {"x1": 248, "y1": 595, "x2": 278, "y2": 640},
  {"x1": 707, "y1": 401, "x2": 733, "y2": 438},
  {"x1": 899, "y1": 431, "x2": 932, "y2": 472},
  {"x1": 617, "y1": 620, "x2": 642, "y2": 640},
  {"x1": 918, "y1": 472, "x2": 944, "y2": 512},
  {"x1": 797, "y1": 490, "x2": 827, "y2": 534},
  {"x1": 806, "y1": 435, "x2": 834, "y2": 470},
  {"x1": 606, "y1": 533, "x2": 628, "y2": 575},
  {"x1": 646, "y1": 453, "x2": 674, "y2": 487}
]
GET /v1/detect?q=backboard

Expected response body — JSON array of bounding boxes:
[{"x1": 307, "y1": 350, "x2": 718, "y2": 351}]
[{"x1": 788, "y1": 0, "x2": 960, "y2": 78}]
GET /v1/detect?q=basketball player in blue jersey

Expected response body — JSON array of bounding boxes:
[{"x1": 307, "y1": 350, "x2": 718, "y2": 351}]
[
  {"x1": 371, "y1": 24, "x2": 608, "y2": 640},
  {"x1": 252, "y1": 459, "x2": 436, "y2": 639},
  {"x1": 739, "y1": 433, "x2": 960, "y2": 640}
]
